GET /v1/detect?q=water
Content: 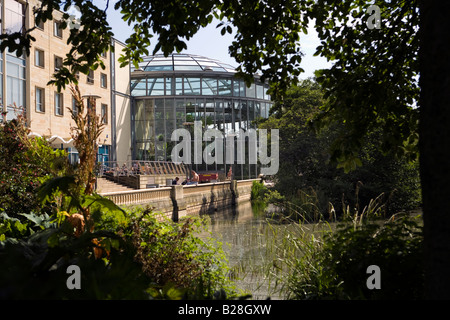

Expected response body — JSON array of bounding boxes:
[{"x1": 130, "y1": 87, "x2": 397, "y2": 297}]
[{"x1": 197, "y1": 201, "x2": 289, "y2": 300}]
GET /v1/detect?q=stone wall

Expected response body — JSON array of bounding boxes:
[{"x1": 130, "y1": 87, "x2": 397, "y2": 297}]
[{"x1": 101, "y1": 179, "x2": 259, "y2": 221}]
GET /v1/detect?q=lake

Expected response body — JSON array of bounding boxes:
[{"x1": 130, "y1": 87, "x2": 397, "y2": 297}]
[{"x1": 197, "y1": 200, "x2": 330, "y2": 300}]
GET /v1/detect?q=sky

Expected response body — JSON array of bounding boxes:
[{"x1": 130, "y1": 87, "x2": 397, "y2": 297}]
[{"x1": 94, "y1": 0, "x2": 331, "y2": 79}]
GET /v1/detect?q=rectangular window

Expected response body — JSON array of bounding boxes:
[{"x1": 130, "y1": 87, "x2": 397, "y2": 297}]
[
  {"x1": 87, "y1": 70, "x2": 94, "y2": 84},
  {"x1": 101, "y1": 104, "x2": 108, "y2": 124},
  {"x1": 35, "y1": 16, "x2": 44, "y2": 30},
  {"x1": 54, "y1": 56, "x2": 63, "y2": 71},
  {"x1": 100, "y1": 73, "x2": 107, "y2": 88},
  {"x1": 6, "y1": 53, "x2": 26, "y2": 109},
  {"x1": 72, "y1": 96, "x2": 78, "y2": 116},
  {"x1": 36, "y1": 87, "x2": 45, "y2": 112},
  {"x1": 35, "y1": 49, "x2": 44, "y2": 68},
  {"x1": 54, "y1": 21, "x2": 63, "y2": 38},
  {"x1": 55, "y1": 92, "x2": 63, "y2": 116},
  {"x1": 4, "y1": 0, "x2": 25, "y2": 34}
]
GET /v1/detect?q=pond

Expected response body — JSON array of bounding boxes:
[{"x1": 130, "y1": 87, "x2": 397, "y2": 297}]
[{"x1": 196, "y1": 200, "x2": 332, "y2": 300}]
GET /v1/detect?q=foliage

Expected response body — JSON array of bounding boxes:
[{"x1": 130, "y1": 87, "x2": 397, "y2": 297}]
[
  {"x1": 1, "y1": 197, "x2": 235, "y2": 300},
  {"x1": 250, "y1": 180, "x2": 269, "y2": 202},
  {"x1": 126, "y1": 206, "x2": 234, "y2": 299},
  {"x1": 259, "y1": 80, "x2": 421, "y2": 219},
  {"x1": 284, "y1": 214, "x2": 424, "y2": 300},
  {"x1": 0, "y1": 111, "x2": 68, "y2": 223},
  {"x1": 0, "y1": 0, "x2": 114, "y2": 92},
  {"x1": 309, "y1": 0, "x2": 420, "y2": 166},
  {"x1": 1, "y1": 0, "x2": 312, "y2": 100}
]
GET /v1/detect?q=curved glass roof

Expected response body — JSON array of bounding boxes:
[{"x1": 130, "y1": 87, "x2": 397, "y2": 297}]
[{"x1": 133, "y1": 53, "x2": 237, "y2": 73}]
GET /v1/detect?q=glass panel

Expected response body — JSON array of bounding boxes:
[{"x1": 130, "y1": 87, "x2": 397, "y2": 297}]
[
  {"x1": 232, "y1": 80, "x2": 240, "y2": 97},
  {"x1": 147, "y1": 77, "x2": 165, "y2": 96},
  {"x1": 195, "y1": 99, "x2": 205, "y2": 124},
  {"x1": 185, "y1": 99, "x2": 196, "y2": 123},
  {"x1": 154, "y1": 99, "x2": 165, "y2": 160},
  {"x1": 202, "y1": 78, "x2": 217, "y2": 95},
  {"x1": 165, "y1": 99, "x2": 175, "y2": 140},
  {"x1": 184, "y1": 78, "x2": 201, "y2": 95},
  {"x1": 173, "y1": 60, "x2": 199, "y2": 65},
  {"x1": 257, "y1": 84, "x2": 264, "y2": 99},
  {"x1": 215, "y1": 100, "x2": 224, "y2": 131},
  {"x1": 234, "y1": 101, "x2": 241, "y2": 131},
  {"x1": 205, "y1": 99, "x2": 215, "y2": 129},
  {"x1": 131, "y1": 79, "x2": 146, "y2": 96},
  {"x1": 240, "y1": 81, "x2": 246, "y2": 97},
  {"x1": 265, "y1": 86, "x2": 271, "y2": 101},
  {"x1": 4, "y1": 0, "x2": 24, "y2": 34},
  {"x1": 176, "y1": 99, "x2": 186, "y2": 129},
  {"x1": 218, "y1": 79, "x2": 232, "y2": 96},
  {"x1": 165, "y1": 77, "x2": 173, "y2": 95},
  {"x1": 174, "y1": 65, "x2": 202, "y2": 71},
  {"x1": 176, "y1": 78, "x2": 183, "y2": 95},
  {"x1": 223, "y1": 100, "x2": 233, "y2": 134},
  {"x1": 144, "y1": 65, "x2": 173, "y2": 71},
  {"x1": 241, "y1": 101, "x2": 249, "y2": 130},
  {"x1": 246, "y1": 83, "x2": 256, "y2": 98}
]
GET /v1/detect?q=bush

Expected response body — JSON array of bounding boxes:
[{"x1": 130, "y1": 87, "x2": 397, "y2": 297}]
[
  {"x1": 285, "y1": 214, "x2": 424, "y2": 300},
  {"x1": 0, "y1": 113, "x2": 68, "y2": 222},
  {"x1": 0, "y1": 202, "x2": 235, "y2": 299},
  {"x1": 124, "y1": 206, "x2": 235, "y2": 299}
]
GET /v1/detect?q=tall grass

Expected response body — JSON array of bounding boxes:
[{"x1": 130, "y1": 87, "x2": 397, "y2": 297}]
[{"x1": 234, "y1": 185, "x2": 423, "y2": 299}]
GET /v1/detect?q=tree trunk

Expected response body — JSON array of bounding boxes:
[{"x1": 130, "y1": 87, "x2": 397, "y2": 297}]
[{"x1": 419, "y1": 0, "x2": 450, "y2": 299}]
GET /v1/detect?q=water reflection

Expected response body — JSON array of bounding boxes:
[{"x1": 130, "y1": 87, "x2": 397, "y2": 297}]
[{"x1": 197, "y1": 201, "x2": 283, "y2": 299}]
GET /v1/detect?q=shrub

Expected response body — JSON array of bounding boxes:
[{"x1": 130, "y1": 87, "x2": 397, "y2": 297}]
[
  {"x1": 125, "y1": 206, "x2": 235, "y2": 299},
  {"x1": 285, "y1": 213, "x2": 424, "y2": 300}
]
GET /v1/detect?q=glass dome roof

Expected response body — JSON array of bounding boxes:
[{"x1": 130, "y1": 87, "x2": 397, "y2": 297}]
[{"x1": 133, "y1": 53, "x2": 237, "y2": 73}]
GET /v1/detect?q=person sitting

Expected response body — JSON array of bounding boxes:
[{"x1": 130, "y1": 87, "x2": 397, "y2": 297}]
[
  {"x1": 172, "y1": 177, "x2": 180, "y2": 185},
  {"x1": 187, "y1": 170, "x2": 199, "y2": 185}
]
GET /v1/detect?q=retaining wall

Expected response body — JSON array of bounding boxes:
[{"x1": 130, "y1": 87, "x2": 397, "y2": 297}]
[{"x1": 101, "y1": 179, "x2": 258, "y2": 221}]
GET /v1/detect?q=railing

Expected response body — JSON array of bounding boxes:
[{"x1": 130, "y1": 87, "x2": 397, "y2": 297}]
[
  {"x1": 103, "y1": 186, "x2": 172, "y2": 206},
  {"x1": 98, "y1": 160, "x2": 188, "y2": 177}
]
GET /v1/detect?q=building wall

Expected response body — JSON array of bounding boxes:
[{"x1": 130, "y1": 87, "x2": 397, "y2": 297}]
[
  {"x1": 111, "y1": 39, "x2": 132, "y2": 163},
  {"x1": 25, "y1": 0, "x2": 112, "y2": 147},
  {"x1": 1, "y1": 0, "x2": 134, "y2": 162}
]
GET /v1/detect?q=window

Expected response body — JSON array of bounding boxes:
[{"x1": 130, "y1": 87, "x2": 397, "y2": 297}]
[
  {"x1": 4, "y1": 0, "x2": 25, "y2": 34},
  {"x1": 55, "y1": 92, "x2": 63, "y2": 116},
  {"x1": 35, "y1": 49, "x2": 44, "y2": 68},
  {"x1": 100, "y1": 73, "x2": 107, "y2": 88},
  {"x1": 72, "y1": 96, "x2": 78, "y2": 115},
  {"x1": 54, "y1": 56, "x2": 63, "y2": 71},
  {"x1": 87, "y1": 70, "x2": 94, "y2": 84},
  {"x1": 36, "y1": 87, "x2": 45, "y2": 112},
  {"x1": 101, "y1": 104, "x2": 108, "y2": 124},
  {"x1": 6, "y1": 53, "x2": 26, "y2": 110},
  {"x1": 54, "y1": 21, "x2": 63, "y2": 38},
  {"x1": 35, "y1": 16, "x2": 44, "y2": 30}
]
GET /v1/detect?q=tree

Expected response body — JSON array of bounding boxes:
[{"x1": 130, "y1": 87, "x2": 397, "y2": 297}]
[
  {"x1": 260, "y1": 79, "x2": 421, "y2": 219},
  {"x1": 2, "y1": 0, "x2": 449, "y2": 299}
]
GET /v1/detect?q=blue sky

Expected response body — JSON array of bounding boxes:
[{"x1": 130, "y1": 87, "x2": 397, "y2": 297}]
[{"x1": 95, "y1": 0, "x2": 330, "y2": 79}]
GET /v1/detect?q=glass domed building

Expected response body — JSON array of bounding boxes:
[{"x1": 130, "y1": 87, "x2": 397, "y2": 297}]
[{"x1": 130, "y1": 53, "x2": 273, "y2": 179}]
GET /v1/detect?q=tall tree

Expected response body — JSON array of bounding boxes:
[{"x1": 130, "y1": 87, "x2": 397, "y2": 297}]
[{"x1": 2, "y1": 0, "x2": 449, "y2": 298}]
